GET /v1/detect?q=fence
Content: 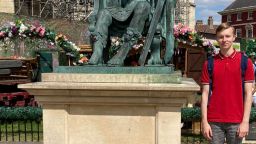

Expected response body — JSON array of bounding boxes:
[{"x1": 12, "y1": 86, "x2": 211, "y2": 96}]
[
  {"x1": 0, "y1": 120, "x2": 43, "y2": 142},
  {"x1": 0, "y1": 107, "x2": 255, "y2": 143},
  {"x1": 0, "y1": 107, "x2": 42, "y2": 142},
  {"x1": 181, "y1": 121, "x2": 207, "y2": 144}
]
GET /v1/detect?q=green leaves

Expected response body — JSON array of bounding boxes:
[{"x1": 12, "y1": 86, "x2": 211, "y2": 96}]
[
  {"x1": 240, "y1": 38, "x2": 256, "y2": 56},
  {"x1": 181, "y1": 107, "x2": 201, "y2": 122},
  {"x1": 1, "y1": 107, "x2": 256, "y2": 123},
  {"x1": 181, "y1": 107, "x2": 256, "y2": 122},
  {"x1": 0, "y1": 107, "x2": 42, "y2": 121}
]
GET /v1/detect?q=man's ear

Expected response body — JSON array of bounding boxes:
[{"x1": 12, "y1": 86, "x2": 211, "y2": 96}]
[{"x1": 232, "y1": 34, "x2": 236, "y2": 42}]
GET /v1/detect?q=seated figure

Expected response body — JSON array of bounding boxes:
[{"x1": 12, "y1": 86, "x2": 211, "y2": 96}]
[{"x1": 88, "y1": 0, "x2": 176, "y2": 66}]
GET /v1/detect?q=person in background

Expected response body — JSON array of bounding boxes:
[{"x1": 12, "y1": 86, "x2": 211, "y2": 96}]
[{"x1": 250, "y1": 54, "x2": 256, "y2": 107}]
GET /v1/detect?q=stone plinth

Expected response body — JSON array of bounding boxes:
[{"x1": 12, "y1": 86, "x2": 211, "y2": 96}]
[
  {"x1": 19, "y1": 73, "x2": 200, "y2": 144},
  {"x1": 0, "y1": 0, "x2": 15, "y2": 13}
]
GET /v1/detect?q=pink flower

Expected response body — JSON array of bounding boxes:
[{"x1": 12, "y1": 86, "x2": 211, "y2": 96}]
[
  {"x1": 39, "y1": 27, "x2": 46, "y2": 37},
  {"x1": 35, "y1": 26, "x2": 41, "y2": 33},
  {"x1": 0, "y1": 31, "x2": 5, "y2": 38},
  {"x1": 30, "y1": 25, "x2": 36, "y2": 31},
  {"x1": 35, "y1": 26, "x2": 46, "y2": 37}
]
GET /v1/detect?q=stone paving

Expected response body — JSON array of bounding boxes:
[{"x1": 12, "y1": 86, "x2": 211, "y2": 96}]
[{"x1": 0, "y1": 142, "x2": 42, "y2": 144}]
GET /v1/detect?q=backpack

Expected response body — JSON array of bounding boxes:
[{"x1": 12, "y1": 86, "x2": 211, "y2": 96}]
[{"x1": 207, "y1": 52, "x2": 248, "y2": 104}]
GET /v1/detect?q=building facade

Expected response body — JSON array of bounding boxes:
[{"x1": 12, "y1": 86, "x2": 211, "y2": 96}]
[
  {"x1": 218, "y1": 0, "x2": 256, "y2": 39},
  {"x1": 0, "y1": 0, "x2": 94, "y2": 20},
  {"x1": 195, "y1": 16, "x2": 218, "y2": 41},
  {"x1": 0, "y1": 0, "x2": 196, "y2": 28},
  {"x1": 175, "y1": 0, "x2": 196, "y2": 29}
]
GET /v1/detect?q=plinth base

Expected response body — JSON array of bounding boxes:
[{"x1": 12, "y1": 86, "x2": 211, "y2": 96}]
[{"x1": 19, "y1": 73, "x2": 200, "y2": 144}]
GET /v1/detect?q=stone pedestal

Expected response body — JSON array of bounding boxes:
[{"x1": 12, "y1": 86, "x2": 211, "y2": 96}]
[
  {"x1": 0, "y1": 0, "x2": 15, "y2": 13},
  {"x1": 19, "y1": 73, "x2": 200, "y2": 144}
]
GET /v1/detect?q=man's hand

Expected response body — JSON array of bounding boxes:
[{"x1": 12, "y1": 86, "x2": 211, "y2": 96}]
[
  {"x1": 237, "y1": 121, "x2": 249, "y2": 138},
  {"x1": 201, "y1": 121, "x2": 212, "y2": 140}
]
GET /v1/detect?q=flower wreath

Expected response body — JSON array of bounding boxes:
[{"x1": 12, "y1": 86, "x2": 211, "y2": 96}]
[
  {"x1": 174, "y1": 23, "x2": 217, "y2": 55},
  {"x1": 0, "y1": 19, "x2": 87, "y2": 64}
]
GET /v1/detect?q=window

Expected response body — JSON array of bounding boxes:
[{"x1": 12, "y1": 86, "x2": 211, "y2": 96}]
[
  {"x1": 246, "y1": 24, "x2": 253, "y2": 38},
  {"x1": 248, "y1": 11, "x2": 253, "y2": 20},
  {"x1": 237, "y1": 13, "x2": 242, "y2": 21},
  {"x1": 236, "y1": 29, "x2": 242, "y2": 37},
  {"x1": 227, "y1": 15, "x2": 231, "y2": 22},
  {"x1": 247, "y1": 29, "x2": 253, "y2": 38}
]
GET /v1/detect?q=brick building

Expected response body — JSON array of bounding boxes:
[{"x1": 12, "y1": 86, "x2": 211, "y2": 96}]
[
  {"x1": 218, "y1": 0, "x2": 256, "y2": 39},
  {"x1": 195, "y1": 16, "x2": 218, "y2": 41}
]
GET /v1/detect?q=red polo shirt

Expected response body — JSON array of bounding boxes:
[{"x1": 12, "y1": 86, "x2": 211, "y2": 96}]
[{"x1": 201, "y1": 50, "x2": 254, "y2": 123}]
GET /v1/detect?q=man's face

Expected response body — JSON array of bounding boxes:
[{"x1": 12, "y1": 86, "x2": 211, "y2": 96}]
[{"x1": 216, "y1": 27, "x2": 236, "y2": 50}]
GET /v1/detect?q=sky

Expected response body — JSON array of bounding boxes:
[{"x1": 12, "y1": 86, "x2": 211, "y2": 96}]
[{"x1": 195, "y1": 0, "x2": 235, "y2": 25}]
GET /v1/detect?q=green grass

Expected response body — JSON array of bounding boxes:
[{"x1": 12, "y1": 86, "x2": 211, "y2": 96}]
[
  {"x1": 181, "y1": 134, "x2": 208, "y2": 144},
  {"x1": 0, "y1": 120, "x2": 43, "y2": 142}
]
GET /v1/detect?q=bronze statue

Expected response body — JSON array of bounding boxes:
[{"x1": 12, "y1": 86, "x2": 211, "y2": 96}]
[{"x1": 88, "y1": 0, "x2": 176, "y2": 66}]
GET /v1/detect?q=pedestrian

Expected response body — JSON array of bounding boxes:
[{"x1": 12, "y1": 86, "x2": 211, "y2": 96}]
[
  {"x1": 201, "y1": 22, "x2": 254, "y2": 144},
  {"x1": 250, "y1": 55, "x2": 256, "y2": 107}
]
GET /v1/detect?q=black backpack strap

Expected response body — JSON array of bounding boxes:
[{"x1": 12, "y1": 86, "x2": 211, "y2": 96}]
[
  {"x1": 207, "y1": 56, "x2": 214, "y2": 105},
  {"x1": 241, "y1": 52, "x2": 248, "y2": 101}
]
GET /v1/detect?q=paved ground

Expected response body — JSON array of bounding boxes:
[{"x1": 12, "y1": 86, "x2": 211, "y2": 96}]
[{"x1": 0, "y1": 142, "x2": 43, "y2": 144}]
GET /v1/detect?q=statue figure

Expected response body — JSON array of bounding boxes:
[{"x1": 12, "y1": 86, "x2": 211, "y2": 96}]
[{"x1": 88, "y1": 0, "x2": 176, "y2": 66}]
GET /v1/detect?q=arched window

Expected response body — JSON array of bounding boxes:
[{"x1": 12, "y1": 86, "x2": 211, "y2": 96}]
[{"x1": 246, "y1": 24, "x2": 253, "y2": 38}]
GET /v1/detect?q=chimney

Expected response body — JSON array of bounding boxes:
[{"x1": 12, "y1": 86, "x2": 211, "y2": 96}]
[
  {"x1": 196, "y1": 20, "x2": 203, "y2": 25},
  {"x1": 208, "y1": 16, "x2": 214, "y2": 29}
]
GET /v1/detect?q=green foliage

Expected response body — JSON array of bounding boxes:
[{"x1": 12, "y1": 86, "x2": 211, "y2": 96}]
[
  {"x1": 181, "y1": 107, "x2": 201, "y2": 122},
  {"x1": 240, "y1": 38, "x2": 256, "y2": 56},
  {"x1": 181, "y1": 107, "x2": 256, "y2": 122},
  {"x1": 233, "y1": 43, "x2": 240, "y2": 50},
  {"x1": 240, "y1": 39, "x2": 247, "y2": 52},
  {"x1": 2, "y1": 107, "x2": 256, "y2": 123},
  {"x1": 250, "y1": 108, "x2": 256, "y2": 122},
  {"x1": 0, "y1": 107, "x2": 42, "y2": 121},
  {"x1": 45, "y1": 29, "x2": 56, "y2": 43}
]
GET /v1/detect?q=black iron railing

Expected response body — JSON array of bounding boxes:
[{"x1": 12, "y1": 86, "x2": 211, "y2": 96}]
[{"x1": 0, "y1": 120, "x2": 43, "y2": 142}]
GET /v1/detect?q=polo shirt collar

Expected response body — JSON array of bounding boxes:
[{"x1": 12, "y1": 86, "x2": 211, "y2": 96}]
[{"x1": 218, "y1": 49, "x2": 237, "y2": 60}]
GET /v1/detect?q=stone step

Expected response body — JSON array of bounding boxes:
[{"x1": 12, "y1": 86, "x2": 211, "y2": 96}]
[
  {"x1": 0, "y1": 60, "x2": 22, "y2": 69},
  {"x1": 0, "y1": 69, "x2": 11, "y2": 75}
]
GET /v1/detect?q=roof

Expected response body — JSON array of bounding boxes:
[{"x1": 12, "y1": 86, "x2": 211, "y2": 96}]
[
  {"x1": 224, "y1": 0, "x2": 256, "y2": 11},
  {"x1": 219, "y1": 0, "x2": 256, "y2": 14},
  {"x1": 195, "y1": 25, "x2": 218, "y2": 34}
]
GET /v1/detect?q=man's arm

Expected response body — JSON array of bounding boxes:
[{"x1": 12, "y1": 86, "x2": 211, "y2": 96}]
[
  {"x1": 201, "y1": 84, "x2": 212, "y2": 140},
  {"x1": 238, "y1": 82, "x2": 253, "y2": 138}
]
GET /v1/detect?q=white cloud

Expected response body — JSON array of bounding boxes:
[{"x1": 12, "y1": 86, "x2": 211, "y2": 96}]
[
  {"x1": 199, "y1": 9, "x2": 218, "y2": 17},
  {"x1": 195, "y1": 0, "x2": 235, "y2": 25},
  {"x1": 195, "y1": 0, "x2": 235, "y2": 7},
  {"x1": 197, "y1": 9, "x2": 221, "y2": 24}
]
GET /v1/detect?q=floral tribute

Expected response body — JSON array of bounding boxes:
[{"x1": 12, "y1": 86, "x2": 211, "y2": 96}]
[
  {"x1": 109, "y1": 36, "x2": 145, "y2": 66},
  {"x1": 174, "y1": 23, "x2": 216, "y2": 55},
  {"x1": 109, "y1": 23, "x2": 217, "y2": 65},
  {"x1": 0, "y1": 19, "x2": 87, "y2": 64}
]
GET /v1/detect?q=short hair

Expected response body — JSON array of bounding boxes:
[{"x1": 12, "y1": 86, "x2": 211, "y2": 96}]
[{"x1": 216, "y1": 23, "x2": 235, "y2": 35}]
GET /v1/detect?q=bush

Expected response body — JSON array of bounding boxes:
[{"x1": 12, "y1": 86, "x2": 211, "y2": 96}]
[
  {"x1": 0, "y1": 107, "x2": 42, "y2": 121},
  {"x1": 2, "y1": 106, "x2": 256, "y2": 123},
  {"x1": 181, "y1": 107, "x2": 256, "y2": 122}
]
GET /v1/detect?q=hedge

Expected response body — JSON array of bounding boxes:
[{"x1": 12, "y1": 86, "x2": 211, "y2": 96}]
[
  {"x1": 0, "y1": 107, "x2": 42, "y2": 121},
  {"x1": 182, "y1": 107, "x2": 256, "y2": 122},
  {"x1": 0, "y1": 107, "x2": 256, "y2": 122}
]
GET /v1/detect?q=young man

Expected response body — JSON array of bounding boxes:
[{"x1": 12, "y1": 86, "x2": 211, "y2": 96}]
[{"x1": 201, "y1": 23, "x2": 254, "y2": 144}]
